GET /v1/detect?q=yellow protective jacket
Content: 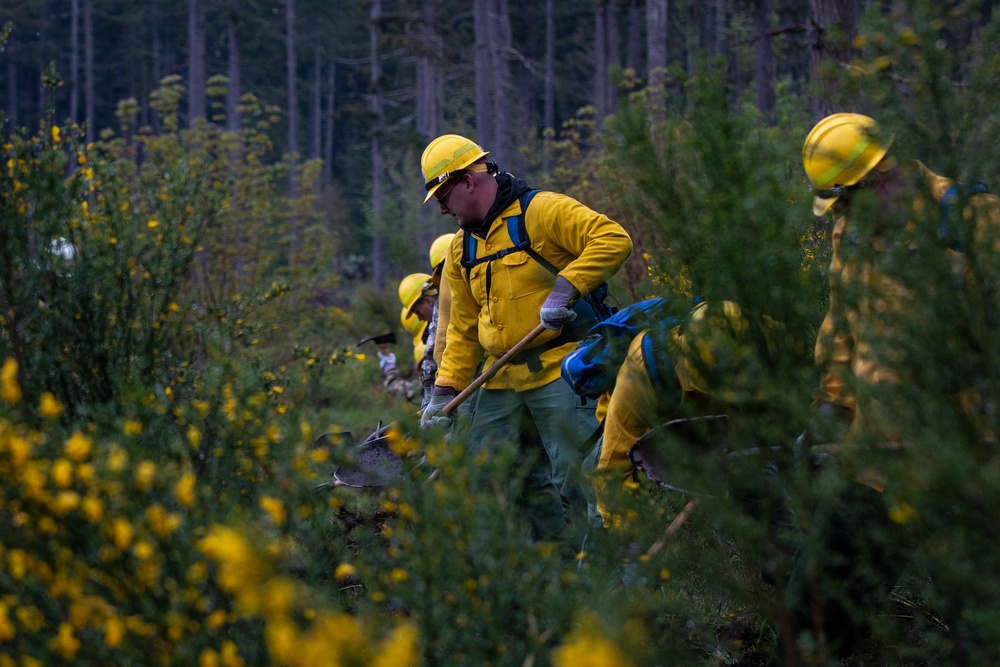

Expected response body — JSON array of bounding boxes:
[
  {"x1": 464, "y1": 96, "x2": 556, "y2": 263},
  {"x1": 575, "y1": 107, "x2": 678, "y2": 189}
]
[
  {"x1": 437, "y1": 191, "x2": 632, "y2": 392},
  {"x1": 433, "y1": 260, "x2": 452, "y2": 367},
  {"x1": 814, "y1": 162, "x2": 1000, "y2": 429}
]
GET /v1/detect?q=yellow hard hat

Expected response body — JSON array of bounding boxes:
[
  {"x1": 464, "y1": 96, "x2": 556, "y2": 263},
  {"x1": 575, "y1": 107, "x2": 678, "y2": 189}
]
[
  {"x1": 398, "y1": 272, "x2": 432, "y2": 312},
  {"x1": 421, "y1": 134, "x2": 489, "y2": 203},
  {"x1": 400, "y1": 306, "x2": 428, "y2": 342},
  {"x1": 802, "y1": 113, "x2": 892, "y2": 216},
  {"x1": 428, "y1": 233, "x2": 456, "y2": 272}
]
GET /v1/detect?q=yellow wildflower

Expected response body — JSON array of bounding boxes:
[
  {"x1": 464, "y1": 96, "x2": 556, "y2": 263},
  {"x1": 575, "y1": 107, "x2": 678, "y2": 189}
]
[
  {"x1": 188, "y1": 425, "x2": 203, "y2": 449},
  {"x1": 0, "y1": 603, "x2": 15, "y2": 641},
  {"x1": 7, "y1": 550, "x2": 26, "y2": 580},
  {"x1": 124, "y1": 420, "x2": 143, "y2": 436},
  {"x1": 199, "y1": 648, "x2": 220, "y2": 667},
  {"x1": 206, "y1": 609, "x2": 228, "y2": 630},
  {"x1": 146, "y1": 504, "x2": 181, "y2": 537},
  {"x1": 888, "y1": 502, "x2": 918, "y2": 525},
  {"x1": 147, "y1": 219, "x2": 159, "y2": 229},
  {"x1": 52, "y1": 491, "x2": 81, "y2": 515},
  {"x1": 355, "y1": 353, "x2": 366, "y2": 362},
  {"x1": 104, "y1": 616, "x2": 125, "y2": 647},
  {"x1": 64, "y1": 431, "x2": 92, "y2": 461},
  {"x1": 50, "y1": 624, "x2": 81, "y2": 660},
  {"x1": 390, "y1": 568, "x2": 409, "y2": 583},
  {"x1": 220, "y1": 640, "x2": 243, "y2": 667},
  {"x1": 81, "y1": 496, "x2": 104, "y2": 523},
  {"x1": 112, "y1": 518, "x2": 134, "y2": 550},
  {"x1": 51, "y1": 458, "x2": 74, "y2": 488},
  {"x1": 175, "y1": 472, "x2": 196, "y2": 507},
  {"x1": 552, "y1": 612, "x2": 634, "y2": 667},
  {"x1": 334, "y1": 562, "x2": 356, "y2": 581},
  {"x1": 134, "y1": 460, "x2": 156, "y2": 491},
  {"x1": 264, "y1": 619, "x2": 299, "y2": 664},
  {"x1": 108, "y1": 444, "x2": 127, "y2": 471},
  {"x1": 371, "y1": 623, "x2": 419, "y2": 667},
  {"x1": 259, "y1": 496, "x2": 286, "y2": 526},
  {"x1": 0, "y1": 358, "x2": 21, "y2": 404},
  {"x1": 39, "y1": 392, "x2": 63, "y2": 418},
  {"x1": 51, "y1": 125, "x2": 61, "y2": 142}
]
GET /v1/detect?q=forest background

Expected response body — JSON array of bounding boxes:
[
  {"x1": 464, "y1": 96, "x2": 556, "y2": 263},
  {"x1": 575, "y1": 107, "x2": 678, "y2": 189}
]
[{"x1": 2, "y1": 0, "x2": 1000, "y2": 665}]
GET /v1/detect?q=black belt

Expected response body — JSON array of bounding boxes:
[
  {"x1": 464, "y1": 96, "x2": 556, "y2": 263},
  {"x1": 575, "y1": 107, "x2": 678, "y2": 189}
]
[{"x1": 506, "y1": 329, "x2": 579, "y2": 373}]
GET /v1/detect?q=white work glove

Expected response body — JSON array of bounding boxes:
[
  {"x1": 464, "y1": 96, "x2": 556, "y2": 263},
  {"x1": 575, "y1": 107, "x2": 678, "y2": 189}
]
[
  {"x1": 420, "y1": 379, "x2": 435, "y2": 412},
  {"x1": 539, "y1": 276, "x2": 580, "y2": 331},
  {"x1": 420, "y1": 386, "x2": 458, "y2": 429}
]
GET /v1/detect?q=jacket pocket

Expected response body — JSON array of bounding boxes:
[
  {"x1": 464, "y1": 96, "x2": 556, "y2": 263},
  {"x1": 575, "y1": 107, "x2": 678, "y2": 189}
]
[{"x1": 500, "y1": 250, "x2": 553, "y2": 300}]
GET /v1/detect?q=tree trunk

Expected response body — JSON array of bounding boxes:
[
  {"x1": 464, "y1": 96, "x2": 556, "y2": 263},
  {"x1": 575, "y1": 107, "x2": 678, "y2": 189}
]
[
  {"x1": 310, "y1": 46, "x2": 322, "y2": 159},
  {"x1": 286, "y1": 0, "x2": 299, "y2": 192},
  {"x1": 606, "y1": 0, "x2": 620, "y2": 115},
  {"x1": 151, "y1": 0, "x2": 162, "y2": 134},
  {"x1": 473, "y1": 0, "x2": 492, "y2": 148},
  {"x1": 686, "y1": 1, "x2": 700, "y2": 78},
  {"x1": 323, "y1": 51, "x2": 336, "y2": 188},
  {"x1": 754, "y1": 0, "x2": 776, "y2": 124},
  {"x1": 188, "y1": 0, "x2": 206, "y2": 124},
  {"x1": 593, "y1": 1, "x2": 608, "y2": 128},
  {"x1": 415, "y1": 0, "x2": 439, "y2": 140},
  {"x1": 488, "y1": 0, "x2": 513, "y2": 163},
  {"x1": 70, "y1": 0, "x2": 79, "y2": 124},
  {"x1": 370, "y1": 0, "x2": 387, "y2": 295},
  {"x1": 808, "y1": 0, "x2": 857, "y2": 121},
  {"x1": 226, "y1": 0, "x2": 241, "y2": 131},
  {"x1": 627, "y1": 0, "x2": 643, "y2": 74},
  {"x1": 646, "y1": 0, "x2": 668, "y2": 125},
  {"x1": 6, "y1": 59, "x2": 16, "y2": 132},
  {"x1": 543, "y1": 0, "x2": 555, "y2": 174},
  {"x1": 84, "y1": 0, "x2": 94, "y2": 143}
]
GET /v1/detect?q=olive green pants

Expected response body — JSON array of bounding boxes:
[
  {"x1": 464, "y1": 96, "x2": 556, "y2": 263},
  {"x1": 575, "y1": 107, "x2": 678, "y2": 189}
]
[{"x1": 469, "y1": 379, "x2": 597, "y2": 541}]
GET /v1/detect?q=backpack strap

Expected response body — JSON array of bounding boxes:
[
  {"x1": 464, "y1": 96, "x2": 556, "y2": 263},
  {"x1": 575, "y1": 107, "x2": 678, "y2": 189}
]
[
  {"x1": 939, "y1": 181, "x2": 989, "y2": 251},
  {"x1": 460, "y1": 189, "x2": 541, "y2": 275}
]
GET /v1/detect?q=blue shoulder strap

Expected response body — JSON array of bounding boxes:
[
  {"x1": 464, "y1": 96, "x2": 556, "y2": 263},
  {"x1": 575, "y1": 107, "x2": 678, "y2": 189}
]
[{"x1": 940, "y1": 181, "x2": 989, "y2": 251}]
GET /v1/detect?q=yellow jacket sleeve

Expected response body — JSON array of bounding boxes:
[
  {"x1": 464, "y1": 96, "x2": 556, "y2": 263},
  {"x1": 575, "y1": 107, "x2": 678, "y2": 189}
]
[{"x1": 436, "y1": 191, "x2": 633, "y2": 391}]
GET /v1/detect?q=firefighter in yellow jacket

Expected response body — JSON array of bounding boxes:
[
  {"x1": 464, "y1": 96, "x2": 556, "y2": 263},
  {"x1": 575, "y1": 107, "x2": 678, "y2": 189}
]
[
  {"x1": 586, "y1": 301, "x2": 791, "y2": 525},
  {"x1": 808, "y1": 113, "x2": 1000, "y2": 440},
  {"x1": 418, "y1": 133, "x2": 633, "y2": 539},
  {"x1": 781, "y1": 112, "x2": 1000, "y2": 664}
]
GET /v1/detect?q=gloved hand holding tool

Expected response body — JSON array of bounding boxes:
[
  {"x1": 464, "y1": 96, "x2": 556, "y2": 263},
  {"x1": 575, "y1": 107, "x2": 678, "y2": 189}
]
[
  {"x1": 418, "y1": 322, "x2": 549, "y2": 430},
  {"x1": 420, "y1": 386, "x2": 458, "y2": 428},
  {"x1": 539, "y1": 276, "x2": 580, "y2": 331},
  {"x1": 331, "y1": 323, "x2": 549, "y2": 486}
]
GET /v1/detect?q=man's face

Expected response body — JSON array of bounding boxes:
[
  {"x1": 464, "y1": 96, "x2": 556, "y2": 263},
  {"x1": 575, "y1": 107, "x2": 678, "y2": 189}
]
[
  {"x1": 435, "y1": 174, "x2": 478, "y2": 229},
  {"x1": 414, "y1": 297, "x2": 436, "y2": 323}
]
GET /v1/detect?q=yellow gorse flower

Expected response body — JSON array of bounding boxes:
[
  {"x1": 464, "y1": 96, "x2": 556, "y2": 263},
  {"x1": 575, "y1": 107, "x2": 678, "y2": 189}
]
[
  {"x1": 39, "y1": 392, "x2": 63, "y2": 418},
  {"x1": 175, "y1": 472, "x2": 196, "y2": 508},
  {"x1": 371, "y1": 623, "x2": 419, "y2": 667},
  {"x1": 552, "y1": 612, "x2": 635, "y2": 667},
  {"x1": 259, "y1": 496, "x2": 286, "y2": 526},
  {"x1": 64, "y1": 431, "x2": 92, "y2": 461},
  {"x1": 134, "y1": 461, "x2": 156, "y2": 491},
  {"x1": 0, "y1": 358, "x2": 21, "y2": 404}
]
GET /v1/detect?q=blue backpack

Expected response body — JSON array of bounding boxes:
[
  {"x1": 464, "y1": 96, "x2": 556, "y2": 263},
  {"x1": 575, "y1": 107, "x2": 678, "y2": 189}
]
[{"x1": 561, "y1": 298, "x2": 683, "y2": 399}]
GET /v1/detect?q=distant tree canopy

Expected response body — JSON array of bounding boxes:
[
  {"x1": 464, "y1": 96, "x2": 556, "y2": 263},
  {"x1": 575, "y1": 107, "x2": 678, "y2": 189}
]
[{"x1": 4, "y1": 0, "x2": 1000, "y2": 293}]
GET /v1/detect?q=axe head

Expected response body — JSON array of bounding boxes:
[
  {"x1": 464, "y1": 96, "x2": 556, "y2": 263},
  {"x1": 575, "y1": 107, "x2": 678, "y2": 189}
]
[
  {"x1": 358, "y1": 331, "x2": 397, "y2": 346},
  {"x1": 333, "y1": 423, "x2": 404, "y2": 488}
]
